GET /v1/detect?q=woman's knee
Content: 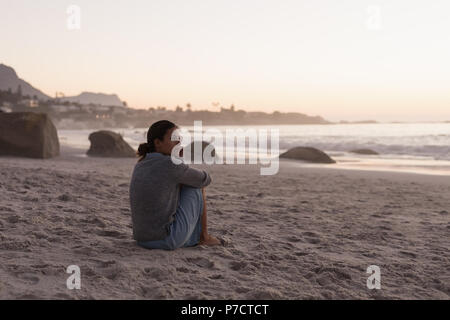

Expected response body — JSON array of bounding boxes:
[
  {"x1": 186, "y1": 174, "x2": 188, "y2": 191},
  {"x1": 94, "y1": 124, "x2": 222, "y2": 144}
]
[
  {"x1": 181, "y1": 185, "x2": 202, "y2": 195},
  {"x1": 180, "y1": 186, "x2": 203, "y2": 206}
]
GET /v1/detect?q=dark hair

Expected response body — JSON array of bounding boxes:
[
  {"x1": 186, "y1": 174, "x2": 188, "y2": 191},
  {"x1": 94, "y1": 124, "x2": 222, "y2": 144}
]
[{"x1": 137, "y1": 120, "x2": 176, "y2": 161}]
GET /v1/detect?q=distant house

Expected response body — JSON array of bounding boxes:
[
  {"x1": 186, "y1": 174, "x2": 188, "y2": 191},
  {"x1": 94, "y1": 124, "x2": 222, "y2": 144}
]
[
  {"x1": 110, "y1": 106, "x2": 127, "y2": 115},
  {"x1": 51, "y1": 105, "x2": 79, "y2": 112},
  {"x1": 21, "y1": 99, "x2": 39, "y2": 108},
  {"x1": 96, "y1": 106, "x2": 110, "y2": 112}
]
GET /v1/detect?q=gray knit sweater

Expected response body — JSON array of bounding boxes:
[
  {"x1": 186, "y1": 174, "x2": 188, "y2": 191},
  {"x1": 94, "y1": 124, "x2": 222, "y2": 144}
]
[{"x1": 129, "y1": 152, "x2": 211, "y2": 242}]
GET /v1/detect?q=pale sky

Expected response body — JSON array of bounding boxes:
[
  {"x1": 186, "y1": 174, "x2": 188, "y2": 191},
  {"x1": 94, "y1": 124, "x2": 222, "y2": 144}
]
[{"x1": 1, "y1": 0, "x2": 450, "y2": 121}]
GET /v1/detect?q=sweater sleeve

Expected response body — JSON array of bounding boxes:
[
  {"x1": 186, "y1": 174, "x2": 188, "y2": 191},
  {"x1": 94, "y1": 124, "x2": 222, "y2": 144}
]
[{"x1": 168, "y1": 160, "x2": 212, "y2": 188}]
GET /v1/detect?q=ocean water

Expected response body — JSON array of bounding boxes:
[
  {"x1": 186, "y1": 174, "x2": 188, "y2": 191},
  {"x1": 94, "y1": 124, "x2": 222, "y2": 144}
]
[{"x1": 58, "y1": 123, "x2": 450, "y2": 176}]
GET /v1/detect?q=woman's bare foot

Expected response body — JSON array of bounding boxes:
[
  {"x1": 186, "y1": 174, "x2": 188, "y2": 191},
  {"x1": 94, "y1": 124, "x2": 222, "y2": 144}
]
[{"x1": 199, "y1": 234, "x2": 221, "y2": 246}]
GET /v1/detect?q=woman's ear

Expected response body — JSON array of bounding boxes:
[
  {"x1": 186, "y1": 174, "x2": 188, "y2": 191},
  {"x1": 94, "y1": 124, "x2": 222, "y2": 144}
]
[{"x1": 153, "y1": 138, "x2": 162, "y2": 150}]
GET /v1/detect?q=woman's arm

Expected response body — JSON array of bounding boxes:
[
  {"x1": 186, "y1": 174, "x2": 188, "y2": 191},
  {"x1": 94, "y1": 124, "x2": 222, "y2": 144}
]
[{"x1": 169, "y1": 160, "x2": 212, "y2": 188}]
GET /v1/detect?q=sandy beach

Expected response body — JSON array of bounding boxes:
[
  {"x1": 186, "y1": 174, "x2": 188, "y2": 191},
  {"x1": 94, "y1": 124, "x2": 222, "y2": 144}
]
[{"x1": 0, "y1": 146, "x2": 449, "y2": 299}]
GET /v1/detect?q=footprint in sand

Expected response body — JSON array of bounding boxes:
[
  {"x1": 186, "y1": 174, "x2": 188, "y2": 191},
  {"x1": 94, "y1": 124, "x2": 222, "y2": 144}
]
[
  {"x1": 72, "y1": 246, "x2": 93, "y2": 255},
  {"x1": 6, "y1": 215, "x2": 20, "y2": 224},
  {"x1": 229, "y1": 261, "x2": 248, "y2": 271},
  {"x1": 96, "y1": 230, "x2": 127, "y2": 238},
  {"x1": 176, "y1": 267, "x2": 198, "y2": 274},
  {"x1": 80, "y1": 217, "x2": 106, "y2": 228},
  {"x1": 301, "y1": 232, "x2": 321, "y2": 244},
  {"x1": 246, "y1": 288, "x2": 283, "y2": 299},
  {"x1": 143, "y1": 267, "x2": 171, "y2": 280},
  {"x1": 283, "y1": 253, "x2": 298, "y2": 261},
  {"x1": 235, "y1": 286, "x2": 251, "y2": 293},
  {"x1": 185, "y1": 257, "x2": 215, "y2": 269},
  {"x1": 285, "y1": 236, "x2": 302, "y2": 243},
  {"x1": 302, "y1": 231, "x2": 318, "y2": 237},
  {"x1": 400, "y1": 251, "x2": 417, "y2": 259},
  {"x1": 305, "y1": 238, "x2": 321, "y2": 244},
  {"x1": 313, "y1": 267, "x2": 352, "y2": 281},
  {"x1": 293, "y1": 251, "x2": 309, "y2": 257},
  {"x1": 54, "y1": 292, "x2": 72, "y2": 299},
  {"x1": 57, "y1": 194, "x2": 72, "y2": 202},
  {"x1": 17, "y1": 273, "x2": 40, "y2": 285},
  {"x1": 96, "y1": 260, "x2": 116, "y2": 268}
]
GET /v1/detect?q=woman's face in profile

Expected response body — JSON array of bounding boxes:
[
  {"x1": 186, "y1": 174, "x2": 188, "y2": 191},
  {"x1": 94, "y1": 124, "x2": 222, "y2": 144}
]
[{"x1": 154, "y1": 126, "x2": 180, "y2": 156}]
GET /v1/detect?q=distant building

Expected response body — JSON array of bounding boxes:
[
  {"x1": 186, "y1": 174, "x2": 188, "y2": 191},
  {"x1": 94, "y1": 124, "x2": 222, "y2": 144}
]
[
  {"x1": 110, "y1": 106, "x2": 127, "y2": 115},
  {"x1": 21, "y1": 99, "x2": 39, "y2": 108},
  {"x1": 51, "y1": 105, "x2": 79, "y2": 112},
  {"x1": 96, "y1": 106, "x2": 110, "y2": 112}
]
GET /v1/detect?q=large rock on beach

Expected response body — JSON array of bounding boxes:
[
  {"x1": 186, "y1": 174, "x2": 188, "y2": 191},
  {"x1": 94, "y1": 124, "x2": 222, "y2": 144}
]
[
  {"x1": 0, "y1": 112, "x2": 60, "y2": 158},
  {"x1": 279, "y1": 146, "x2": 336, "y2": 164},
  {"x1": 87, "y1": 130, "x2": 135, "y2": 157}
]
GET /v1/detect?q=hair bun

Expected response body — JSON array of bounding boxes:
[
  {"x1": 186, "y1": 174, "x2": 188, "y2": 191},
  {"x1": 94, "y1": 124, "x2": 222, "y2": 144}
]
[{"x1": 137, "y1": 142, "x2": 151, "y2": 157}]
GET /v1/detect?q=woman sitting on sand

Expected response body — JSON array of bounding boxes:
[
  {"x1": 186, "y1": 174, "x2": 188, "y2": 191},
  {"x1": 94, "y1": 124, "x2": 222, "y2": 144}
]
[{"x1": 129, "y1": 120, "x2": 221, "y2": 250}]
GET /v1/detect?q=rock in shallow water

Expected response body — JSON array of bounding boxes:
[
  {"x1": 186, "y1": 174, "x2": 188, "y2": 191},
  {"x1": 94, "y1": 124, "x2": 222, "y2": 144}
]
[
  {"x1": 350, "y1": 149, "x2": 379, "y2": 155},
  {"x1": 184, "y1": 141, "x2": 216, "y2": 163},
  {"x1": 87, "y1": 130, "x2": 135, "y2": 158},
  {"x1": 279, "y1": 146, "x2": 335, "y2": 164}
]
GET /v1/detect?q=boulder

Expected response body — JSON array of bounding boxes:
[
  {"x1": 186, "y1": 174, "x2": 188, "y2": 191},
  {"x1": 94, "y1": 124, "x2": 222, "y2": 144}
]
[
  {"x1": 0, "y1": 112, "x2": 60, "y2": 158},
  {"x1": 350, "y1": 149, "x2": 379, "y2": 155},
  {"x1": 87, "y1": 130, "x2": 135, "y2": 157},
  {"x1": 279, "y1": 146, "x2": 335, "y2": 163},
  {"x1": 184, "y1": 141, "x2": 216, "y2": 163}
]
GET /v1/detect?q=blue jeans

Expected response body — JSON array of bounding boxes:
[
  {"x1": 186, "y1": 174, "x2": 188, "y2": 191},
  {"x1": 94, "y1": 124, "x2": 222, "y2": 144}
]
[{"x1": 137, "y1": 186, "x2": 203, "y2": 250}]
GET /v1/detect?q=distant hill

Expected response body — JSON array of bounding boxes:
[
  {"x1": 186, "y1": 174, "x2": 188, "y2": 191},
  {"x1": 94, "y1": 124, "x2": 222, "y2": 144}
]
[
  {"x1": 0, "y1": 63, "x2": 51, "y2": 100},
  {"x1": 61, "y1": 92, "x2": 124, "y2": 107},
  {"x1": 0, "y1": 63, "x2": 124, "y2": 106}
]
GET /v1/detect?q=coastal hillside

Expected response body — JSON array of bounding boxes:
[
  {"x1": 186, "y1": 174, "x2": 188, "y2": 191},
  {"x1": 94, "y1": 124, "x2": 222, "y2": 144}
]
[
  {"x1": 0, "y1": 64, "x2": 124, "y2": 106},
  {"x1": 0, "y1": 64, "x2": 51, "y2": 100},
  {"x1": 61, "y1": 92, "x2": 124, "y2": 107}
]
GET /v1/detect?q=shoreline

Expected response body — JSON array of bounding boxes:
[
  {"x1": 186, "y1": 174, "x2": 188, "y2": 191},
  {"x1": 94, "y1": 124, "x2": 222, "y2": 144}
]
[
  {"x1": 280, "y1": 159, "x2": 450, "y2": 182},
  {"x1": 2, "y1": 144, "x2": 450, "y2": 182},
  {"x1": 62, "y1": 144, "x2": 450, "y2": 180}
]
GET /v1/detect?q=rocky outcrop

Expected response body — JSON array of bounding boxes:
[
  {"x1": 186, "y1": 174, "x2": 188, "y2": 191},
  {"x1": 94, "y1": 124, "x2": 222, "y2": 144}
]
[
  {"x1": 87, "y1": 130, "x2": 135, "y2": 157},
  {"x1": 0, "y1": 64, "x2": 51, "y2": 100},
  {"x1": 350, "y1": 149, "x2": 379, "y2": 155},
  {"x1": 0, "y1": 112, "x2": 60, "y2": 158},
  {"x1": 279, "y1": 147, "x2": 335, "y2": 164},
  {"x1": 61, "y1": 92, "x2": 124, "y2": 107}
]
